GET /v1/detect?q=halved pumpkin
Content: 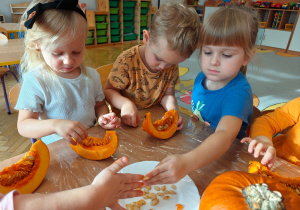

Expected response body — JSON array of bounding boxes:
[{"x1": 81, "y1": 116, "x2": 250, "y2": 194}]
[
  {"x1": 70, "y1": 131, "x2": 118, "y2": 160},
  {"x1": 0, "y1": 140, "x2": 50, "y2": 195},
  {"x1": 143, "y1": 110, "x2": 179, "y2": 139},
  {"x1": 249, "y1": 161, "x2": 300, "y2": 196},
  {"x1": 200, "y1": 170, "x2": 300, "y2": 210}
]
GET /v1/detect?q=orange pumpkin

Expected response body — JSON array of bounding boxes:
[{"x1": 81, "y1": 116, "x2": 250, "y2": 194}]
[
  {"x1": 200, "y1": 170, "x2": 300, "y2": 210},
  {"x1": 0, "y1": 140, "x2": 50, "y2": 195},
  {"x1": 249, "y1": 161, "x2": 300, "y2": 196},
  {"x1": 143, "y1": 110, "x2": 179, "y2": 139},
  {"x1": 70, "y1": 131, "x2": 118, "y2": 160}
]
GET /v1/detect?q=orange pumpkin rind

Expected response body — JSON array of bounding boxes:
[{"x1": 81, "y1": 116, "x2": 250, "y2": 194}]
[
  {"x1": 0, "y1": 140, "x2": 50, "y2": 195},
  {"x1": 142, "y1": 110, "x2": 179, "y2": 139},
  {"x1": 200, "y1": 170, "x2": 300, "y2": 210},
  {"x1": 70, "y1": 131, "x2": 118, "y2": 160}
]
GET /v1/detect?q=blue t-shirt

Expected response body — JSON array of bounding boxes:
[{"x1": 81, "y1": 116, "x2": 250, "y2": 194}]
[{"x1": 191, "y1": 71, "x2": 253, "y2": 139}]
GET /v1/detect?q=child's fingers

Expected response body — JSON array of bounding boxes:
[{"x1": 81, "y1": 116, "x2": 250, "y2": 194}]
[
  {"x1": 248, "y1": 139, "x2": 259, "y2": 153},
  {"x1": 118, "y1": 189, "x2": 144, "y2": 199},
  {"x1": 240, "y1": 137, "x2": 252, "y2": 143},
  {"x1": 253, "y1": 143, "x2": 264, "y2": 158},
  {"x1": 107, "y1": 156, "x2": 129, "y2": 174}
]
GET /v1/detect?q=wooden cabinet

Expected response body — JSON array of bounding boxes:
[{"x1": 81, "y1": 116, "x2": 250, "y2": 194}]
[
  {"x1": 260, "y1": 29, "x2": 291, "y2": 49},
  {"x1": 184, "y1": 0, "x2": 205, "y2": 23},
  {"x1": 10, "y1": 2, "x2": 30, "y2": 23},
  {"x1": 85, "y1": 0, "x2": 152, "y2": 47},
  {"x1": 288, "y1": 13, "x2": 300, "y2": 53}
]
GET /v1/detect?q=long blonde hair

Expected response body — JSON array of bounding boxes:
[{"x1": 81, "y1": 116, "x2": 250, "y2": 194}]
[
  {"x1": 20, "y1": 0, "x2": 88, "y2": 81},
  {"x1": 149, "y1": 2, "x2": 200, "y2": 58},
  {"x1": 200, "y1": 4, "x2": 259, "y2": 75}
]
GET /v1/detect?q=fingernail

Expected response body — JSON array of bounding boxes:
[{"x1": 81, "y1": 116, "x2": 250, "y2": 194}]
[{"x1": 122, "y1": 157, "x2": 128, "y2": 164}]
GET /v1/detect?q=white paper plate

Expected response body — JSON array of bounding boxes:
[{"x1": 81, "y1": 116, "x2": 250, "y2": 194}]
[{"x1": 117, "y1": 161, "x2": 200, "y2": 210}]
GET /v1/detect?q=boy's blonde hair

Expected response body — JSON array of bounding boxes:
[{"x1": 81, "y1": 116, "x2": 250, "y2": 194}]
[
  {"x1": 20, "y1": 0, "x2": 88, "y2": 80},
  {"x1": 149, "y1": 2, "x2": 200, "y2": 58},
  {"x1": 200, "y1": 4, "x2": 259, "y2": 75}
]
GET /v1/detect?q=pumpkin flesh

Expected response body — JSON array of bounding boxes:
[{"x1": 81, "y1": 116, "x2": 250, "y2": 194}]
[
  {"x1": 70, "y1": 131, "x2": 118, "y2": 160},
  {"x1": 199, "y1": 171, "x2": 300, "y2": 210},
  {"x1": 249, "y1": 161, "x2": 300, "y2": 196},
  {"x1": 0, "y1": 140, "x2": 50, "y2": 195},
  {"x1": 143, "y1": 110, "x2": 179, "y2": 139}
]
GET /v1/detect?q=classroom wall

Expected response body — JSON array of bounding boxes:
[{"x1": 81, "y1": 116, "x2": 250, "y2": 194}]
[{"x1": 0, "y1": 0, "x2": 159, "y2": 23}]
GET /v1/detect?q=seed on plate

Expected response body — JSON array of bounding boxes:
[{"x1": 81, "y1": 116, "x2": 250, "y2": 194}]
[
  {"x1": 163, "y1": 195, "x2": 170, "y2": 200},
  {"x1": 157, "y1": 192, "x2": 164, "y2": 196},
  {"x1": 149, "y1": 193, "x2": 157, "y2": 200},
  {"x1": 143, "y1": 194, "x2": 150, "y2": 199},
  {"x1": 169, "y1": 190, "x2": 177, "y2": 194},
  {"x1": 163, "y1": 190, "x2": 170, "y2": 194},
  {"x1": 154, "y1": 186, "x2": 160, "y2": 191},
  {"x1": 150, "y1": 198, "x2": 159, "y2": 206},
  {"x1": 146, "y1": 185, "x2": 152, "y2": 190},
  {"x1": 171, "y1": 184, "x2": 177, "y2": 190},
  {"x1": 161, "y1": 185, "x2": 166, "y2": 191}
]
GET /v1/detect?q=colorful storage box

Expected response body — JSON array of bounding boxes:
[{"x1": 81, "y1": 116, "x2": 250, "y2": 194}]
[
  {"x1": 123, "y1": 21, "x2": 134, "y2": 27},
  {"x1": 259, "y1": 21, "x2": 266, "y2": 28},
  {"x1": 96, "y1": 30, "x2": 107, "y2": 36},
  {"x1": 123, "y1": 1, "x2": 136, "y2": 7},
  {"x1": 141, "y1": 2, "x2": 150, "y2": 7},
  {"x1": 123, "y1": 7, "x2": 135, "y2": 14},
  {"x1": 95, "y1": 15, "x2": 106, "y2": 22},
  {"x1": 109, "y1": 1, "x2": 119, "y2": 7},
  {"x1": 123, "y1": 27, "x2": 134, "y2": 34},
  {"x1": 285, "y1": 23, "x2": 294, "y2": 30},
  {"x1": 85, "y1": 37, "x2": 94, "y2": 45},
  {"x1": 87, "y1": 30, "x2": 94, "y2": 38},
  {"x1": 97, "y1": 36, "x2": 108, "y2": 44},
  {"x1": 123, "y1": 33, "x2": 137, "y2": 41},
  {"x1": 110, "y1": 8, "x2": 120, "y2": 14},
  {"x1": 110, "y1": 22, "x2": 121, "y2": 29},
  {"x1": 110, "y1": 15, "x2": 120, "y2": 22},
  {"x1": 111, "y1": 28, "x2": 121, "y2": 35},
  {"x1": 96, "y1": 22, "x2": 108, "y2": 29},
  {"x1": 140, "y1": 21, "x2": 148, "y2": 27},
  {"x1": 140, "y1": 15, "x2": 148, "y2": 21},
  {"x1": 111, "y1": 35, "x2": 121, "y2": 42},
  {"x1": 123, "y1": 14, "x2": 135, "y2": 21},
  {"x1": 141, "y1": 8, "x2": 149, "y2": 15}
]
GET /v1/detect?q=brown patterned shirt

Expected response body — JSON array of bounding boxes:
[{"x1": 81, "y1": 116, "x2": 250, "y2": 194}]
[{"x1": 107, "y1": 45, "x2": 179, "y2": 109}]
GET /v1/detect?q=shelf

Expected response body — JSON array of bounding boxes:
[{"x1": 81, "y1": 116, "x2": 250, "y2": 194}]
[{"x1": 187, "y1": 4, "x2": 204, "y2": 7}]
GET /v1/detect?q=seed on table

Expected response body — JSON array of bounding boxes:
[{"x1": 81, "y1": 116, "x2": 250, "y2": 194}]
[
  {"x1": 154, "y1": 186, "x2": 160, "y2": 191},
  {"x1": 171, "y1": 184, "x2": 177, "y2": 190},
  {"x1": 163, "y1": 195, "x2": 170, "y2": 200}
]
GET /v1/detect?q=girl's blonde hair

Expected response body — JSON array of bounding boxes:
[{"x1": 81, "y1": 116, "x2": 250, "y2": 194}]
[
  {"x1": 149, "y1": 2, "x2": 200, "y2": 58},
  {"x1": 20, "y1": 0, "x2": 88, "y2": 80},
  {"x1": 200, "y1": 4, "x2": 259, "y2": 75}
]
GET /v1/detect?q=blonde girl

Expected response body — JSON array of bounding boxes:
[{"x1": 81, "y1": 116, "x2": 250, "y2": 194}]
[
  {"x1": 16, "y1": 0, "x2": 120, "y2": 145},
  {"x1": 143, "y1": 4, "x2": 259, "y2": 185}
]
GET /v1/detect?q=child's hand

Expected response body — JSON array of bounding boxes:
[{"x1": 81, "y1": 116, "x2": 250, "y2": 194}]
[
  {"x1": 241, "y1": 136, "x2": 276, "y2": 169},
  {"x1": 176, "y1": 114, "x2": 184, "y2": 130},
  {"x1": 98, "y1": 112, "x2": 121, "y2": 129},
  {"x1": 54, "y1": 120, "x2": 88, "y2": 145},
  {"x1": 143, "y1": 154, "x2": 191, "y2": 186},
  {"x1": 92, "y1": 156, "x2": 144, "y2": 208},
  {"x1": 121, "y1": 101, "x2": 140, "y2": 127}
]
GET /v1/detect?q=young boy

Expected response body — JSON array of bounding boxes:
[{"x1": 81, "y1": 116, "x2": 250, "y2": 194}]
[{"x1": 104, "y1": 2, "x2": 200, "y2": 128}]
